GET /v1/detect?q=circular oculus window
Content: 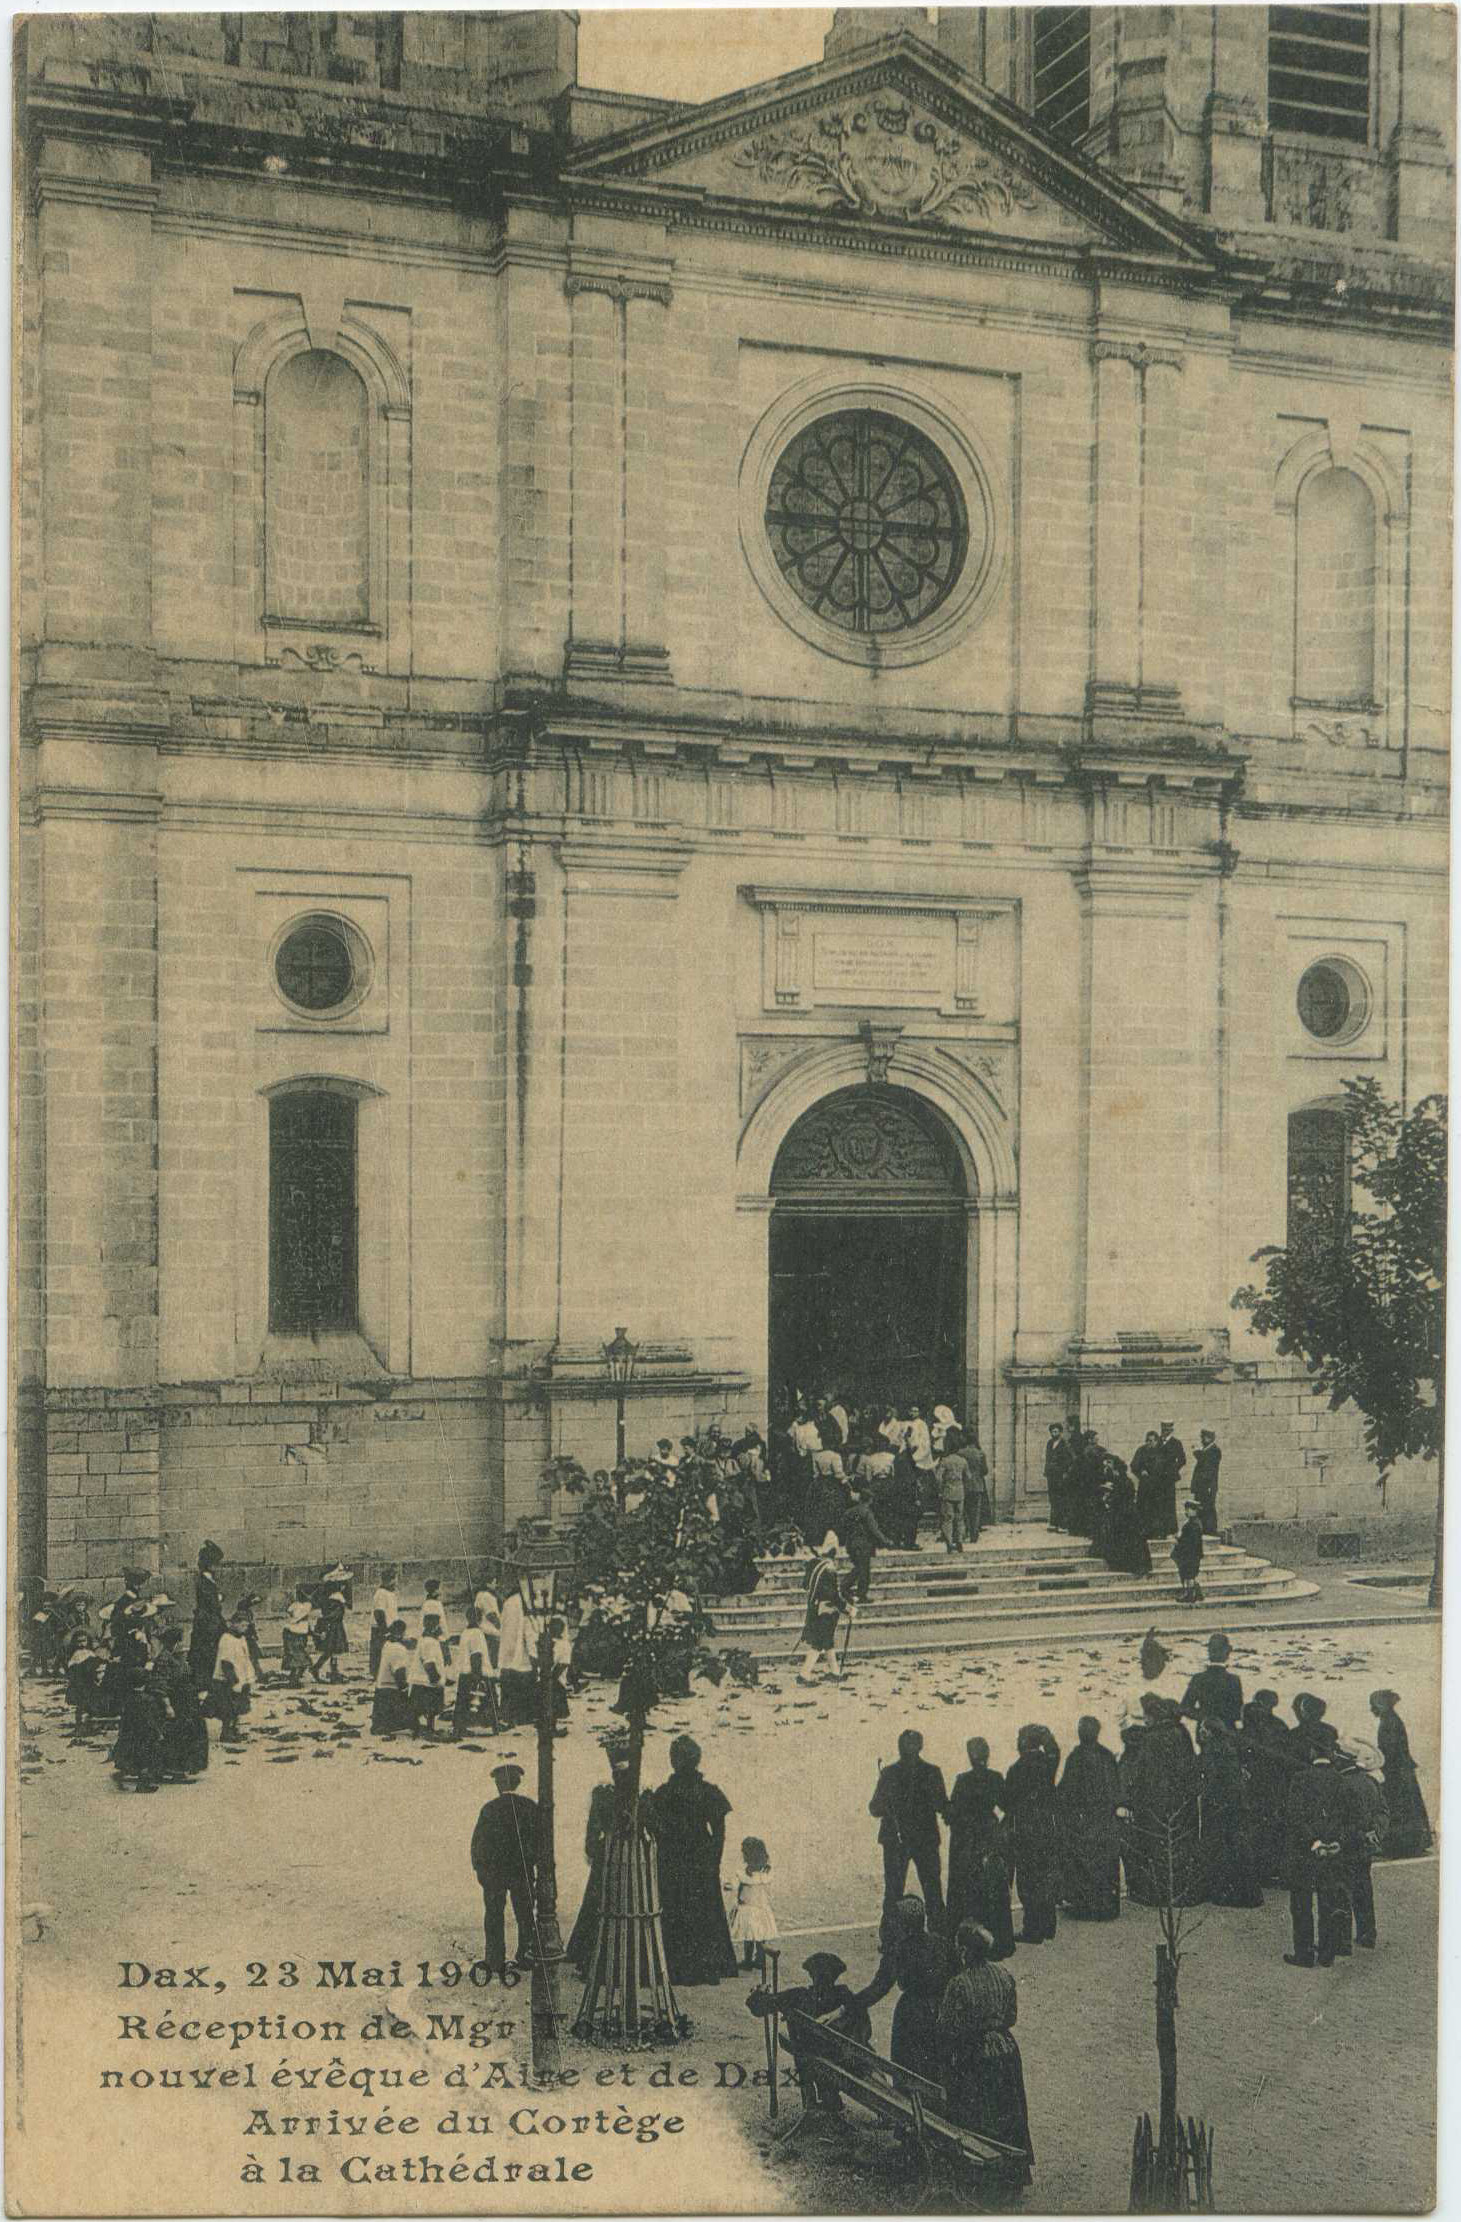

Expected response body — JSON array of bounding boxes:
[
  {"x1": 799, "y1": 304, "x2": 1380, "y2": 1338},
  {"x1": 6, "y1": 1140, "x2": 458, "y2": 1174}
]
[
  {"x1": 274, "y1": 914, "x2": 368, "y2": 1019},
  {"x1": 765, "y1": 409, "x2": 969, "y2": 639},
  {"x1": 1296, "y1": 958, "x2": 1371, "y2": 1046}
]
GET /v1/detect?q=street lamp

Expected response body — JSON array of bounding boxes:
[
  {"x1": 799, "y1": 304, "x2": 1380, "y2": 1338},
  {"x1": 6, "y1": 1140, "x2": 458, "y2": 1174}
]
[
  {"x1": 603, "y1": 1326, "x2": 640, "y2": 1473},
  {"x1": 515, "y1": 1557, "x2": 565, "y2": 2079}
]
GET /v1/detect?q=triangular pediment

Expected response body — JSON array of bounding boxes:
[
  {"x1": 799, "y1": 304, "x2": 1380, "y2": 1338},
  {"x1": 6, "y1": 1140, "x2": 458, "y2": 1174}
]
[{"x1": 564, "y1": 33, "x2": 1220, "y2": 269}]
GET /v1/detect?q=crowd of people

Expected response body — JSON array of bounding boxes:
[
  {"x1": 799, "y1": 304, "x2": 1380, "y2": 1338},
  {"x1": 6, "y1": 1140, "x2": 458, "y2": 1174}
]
[{"x1": 857, "y1": 1657, "x2": 1430, "y2": 1978}]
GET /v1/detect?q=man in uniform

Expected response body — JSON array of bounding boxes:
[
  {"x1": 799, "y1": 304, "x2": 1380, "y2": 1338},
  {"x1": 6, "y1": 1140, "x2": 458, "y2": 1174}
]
[
  {"x1": 1192, "y1": 1429, "x2": 1222, "y2": 1536},
  {"x1": 470, "y1": 1761, "x2": 540, "y2": 1978},
  {"x1": 870, "y1": 1728, "x2": 950, "y2": 1940}
]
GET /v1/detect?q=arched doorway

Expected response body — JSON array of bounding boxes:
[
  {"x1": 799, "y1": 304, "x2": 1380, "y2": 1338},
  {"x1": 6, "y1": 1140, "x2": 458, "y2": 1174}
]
[{"x1": 768, "y1": 1085, "x2": 970, "y2": 1420}]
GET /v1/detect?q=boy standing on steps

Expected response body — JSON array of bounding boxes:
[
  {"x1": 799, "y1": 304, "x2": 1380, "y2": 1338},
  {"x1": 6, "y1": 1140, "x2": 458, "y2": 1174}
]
[{"x1": 1172, "y1": 1500, "x2": 1205, "y2": 1604}]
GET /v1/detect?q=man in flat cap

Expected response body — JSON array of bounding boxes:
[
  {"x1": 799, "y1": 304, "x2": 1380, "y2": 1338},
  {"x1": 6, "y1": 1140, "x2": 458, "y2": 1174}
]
[
  {"x1": 470, "y1": 1761, "x2": 540, "y2": 1978},
  {"x1": 747, "y1": 1951, "x2": 871, "y2": 2110}
]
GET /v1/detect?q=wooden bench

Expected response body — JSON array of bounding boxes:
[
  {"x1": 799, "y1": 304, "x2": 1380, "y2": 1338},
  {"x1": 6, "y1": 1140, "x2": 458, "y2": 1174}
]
[{"x1": 775, "y1": 2006, "x2": 1026, "y2": 2208}]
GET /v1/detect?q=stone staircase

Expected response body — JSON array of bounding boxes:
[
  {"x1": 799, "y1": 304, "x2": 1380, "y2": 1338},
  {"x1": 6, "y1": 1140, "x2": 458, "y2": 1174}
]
[{"x1": 708, "y1": 1523, "x2": 1319, "y2": 1660}]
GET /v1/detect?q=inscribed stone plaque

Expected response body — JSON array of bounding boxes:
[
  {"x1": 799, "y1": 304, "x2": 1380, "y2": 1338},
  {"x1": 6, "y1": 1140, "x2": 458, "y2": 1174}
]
[{"x1": 811, "y1": 923, "x2": 946, "y2": 1002}]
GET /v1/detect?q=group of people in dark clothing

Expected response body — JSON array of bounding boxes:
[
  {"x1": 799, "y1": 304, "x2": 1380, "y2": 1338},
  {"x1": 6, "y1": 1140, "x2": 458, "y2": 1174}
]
[
  {"x1": 861, "y1": 1650, "x2": 1430, "y2": 1984},
  {"x1": 1045, "y1": 1416, "x2": 1224, "y2": 1547}
]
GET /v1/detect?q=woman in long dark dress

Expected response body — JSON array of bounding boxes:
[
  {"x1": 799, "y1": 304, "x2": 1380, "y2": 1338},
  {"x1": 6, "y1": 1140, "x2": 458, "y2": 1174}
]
[
  {"x1": 152, "y1": 1626, "x2": 209, "y2": 1779},
  {"x1": 1240, "y1": 1690, "x2": 1297, "y2": 1885},
  {"x1": 187, "y1": 1542, "x2": 225, "y2": 1693},
  {"x1": 1195, "y1": 1720, "x2": 1262, "y2": 1907},
  {"x1": 938, "y1": 1920, "x2": 1034, "y2": 2196},
  {"x1": 1122, "y1": 1695, "x2": 1202, "y2": 1905},
  {"x1": 1099, "y1": 1463, "x2": 1152, "y2": 1577},
  {"x1": 1057, "y1": 1716, "x2": 1121, "y2": 1919},
  {"x1": 946, "y1": 1738, "x2": 1015, "y2": 1956},
  {"x1": 1003, "y1": 1726, "x2": 1061, "y2": 1942},
  {"x1": 567, "y1": 1744, "x2": 632, "y2": 1975},
  {"x1": 1370, "y1": 1690, "x2": 1432, "y2": 1857},
  {"x1": 111, "y1": 1650, "x2": 167, "y2": 1792},
  {"x1": 648, "y1": 1736, "x2": 738, "y2": 1985},
  {"x1": 852, "y1": 1895, "x2": 955, "y2": 2086}
]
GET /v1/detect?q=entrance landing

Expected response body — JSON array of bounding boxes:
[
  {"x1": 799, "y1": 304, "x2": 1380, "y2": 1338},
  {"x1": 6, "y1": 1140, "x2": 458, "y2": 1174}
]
[{"x1": 712, "y1": 1522, "x2": 1319, "y2": 1661}]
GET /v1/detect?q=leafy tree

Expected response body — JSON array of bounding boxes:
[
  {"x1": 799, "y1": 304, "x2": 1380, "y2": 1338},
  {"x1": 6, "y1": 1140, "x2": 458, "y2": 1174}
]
[
  {"x1": 1231, "y1": 1079, "x2": 1446, "y2": 1603},
  {"x1": 554, "y1": 1435, "x2": 732, "y2": 1795}
]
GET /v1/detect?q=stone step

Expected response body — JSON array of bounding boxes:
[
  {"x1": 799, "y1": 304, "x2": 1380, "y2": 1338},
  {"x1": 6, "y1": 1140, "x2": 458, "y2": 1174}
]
[
  {"x1": 713, "y1": 1572, "x2": 1305, "y2": 1637},
  {"x1": 714, "y1": 1568, "x2": 1300, "y2": 1625},
  {"x1": 705, "y1": 1531, "x2": 1317, "y2": 1658},
  {"x1": 748, "y1": 1545, "x2": 1254, "y2": 1590}
]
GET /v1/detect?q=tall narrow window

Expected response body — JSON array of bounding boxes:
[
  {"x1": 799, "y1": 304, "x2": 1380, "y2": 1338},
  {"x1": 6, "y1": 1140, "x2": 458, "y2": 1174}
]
[
  {"x1": 269, "y1": 1092, "x2": 358, "y2": 1334},
  {"x1": 264, "y1": 349, "x2": 370, "y2": 625},
  {"x1": 1287, "y1": 1105, "x2": 1350, "y2": 1244},
  {"x1": 1033, "y1": 8, "x2": 1091, "y2": 141},
  {"x1": 1295, "y1": 467, "x2": 1377, "y2": 704},
  {"x1": 1268, "y1": 5, "x2": 1371, "y2": 142}
]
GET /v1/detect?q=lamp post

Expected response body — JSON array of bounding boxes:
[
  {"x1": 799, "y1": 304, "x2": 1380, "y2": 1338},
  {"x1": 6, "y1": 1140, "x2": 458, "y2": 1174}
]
[
  {"x1": 516, "y1": 1557, "x2": 566, "y2": 2080},
  {"x1": 603, "y1": 1325, "x2": 640, "y2": 1474}
]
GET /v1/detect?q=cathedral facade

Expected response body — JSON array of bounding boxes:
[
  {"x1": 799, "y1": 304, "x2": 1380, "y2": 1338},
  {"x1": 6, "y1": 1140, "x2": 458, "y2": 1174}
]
[{"x1": 15, "y1": 7, "x2": 1452, "y2": 1594}]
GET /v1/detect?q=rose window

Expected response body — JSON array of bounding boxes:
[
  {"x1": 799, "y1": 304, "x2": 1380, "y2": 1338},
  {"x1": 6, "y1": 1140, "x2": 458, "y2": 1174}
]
[{"x1": 764, "y1": 409, "x2": 969, "y2": 637}]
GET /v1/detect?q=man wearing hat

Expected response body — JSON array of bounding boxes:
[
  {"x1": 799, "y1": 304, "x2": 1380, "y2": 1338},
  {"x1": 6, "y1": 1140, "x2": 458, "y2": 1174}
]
[
  {"x1": 470, "y1": 1763, "x2": 540, "y2": 1978},
  {"x1": 1180, "y1": 1634, "x2": 1243, "y2": 1730},
  {"x1": 1334, "y1": 1743, "x2": 1387, "y2": 1950},
  {"x1": 747, "y1": 1952, "x2": 871, "y2": 2108},
  {"x1": 1283, "y1": 1723, "x2": 1349, "y2": 1968},
  {"x1": 1191, "y1": 1429, "x2": 1222, "y2": 1537}
]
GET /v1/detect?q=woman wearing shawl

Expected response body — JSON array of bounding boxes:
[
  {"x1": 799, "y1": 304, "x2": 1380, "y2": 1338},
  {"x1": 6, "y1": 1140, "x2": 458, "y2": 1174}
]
[
  {"x1": 648, "y1": 1736, "x2": 738, "y2": 1986},
  {"x1": 1121, "y1": 1695, "x2": 1202, "y2": 1905},
  {"x1": 852, "y1": 1895, "x2": 955, "y2": 2085},
  {"x1": 1370, "y1": 1690, "x2": 1432, "y2": 1857},
  {"x1": 938, "y1": 1920, "x2": 1034, "y2": 2193},
  {"x1": 1240, "y1": 1690, "x2": 1298, "y2": 1885},
  {"x1": 946, "y1": 1737, "x2": 1014, "y2": 1956},
  {"x1": 1003, "y1": 1725, "x2": 1062, "y2": 1942},
  {"x1": 1098, "y1": 1459, "x2": 1152, "y2": 1577},
  {"x1": 1057, "y1": 1716, "x2": 1122, "y2": 1919}
]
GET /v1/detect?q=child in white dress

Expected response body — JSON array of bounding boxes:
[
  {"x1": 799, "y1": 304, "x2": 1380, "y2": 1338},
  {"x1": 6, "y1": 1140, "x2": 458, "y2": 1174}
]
[{"x1": 727, "y1": 1836, "x2": 778, "y2": 1973}]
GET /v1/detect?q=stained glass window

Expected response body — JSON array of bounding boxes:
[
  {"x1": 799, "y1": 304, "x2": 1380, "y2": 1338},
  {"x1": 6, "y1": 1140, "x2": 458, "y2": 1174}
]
[
  {"x1": 276, "y1": 916, "x2": 355, "y2": 1013},
  {"x1": 765, "y1": 411, "x2": 969, "y2": 638},
  {"x1": 269, "y1": 1092, "x2": 358, "y2": 1334}
]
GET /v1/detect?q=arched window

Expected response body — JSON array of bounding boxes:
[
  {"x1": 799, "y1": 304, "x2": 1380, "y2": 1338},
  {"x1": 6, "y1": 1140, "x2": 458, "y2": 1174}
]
[
  {"x1": 1287, "y1": 1103, "x2": 1351, "y2": 1244},
  {"x1": 269, "y1": 1090, "x2": 358, "y2": 1334},
  {"x1": 1295, "y1": 466, "x2": 1377, "y2": 704},
  {"x1": 265, "y1": 350, "x2": 370, "y2": 625}
]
